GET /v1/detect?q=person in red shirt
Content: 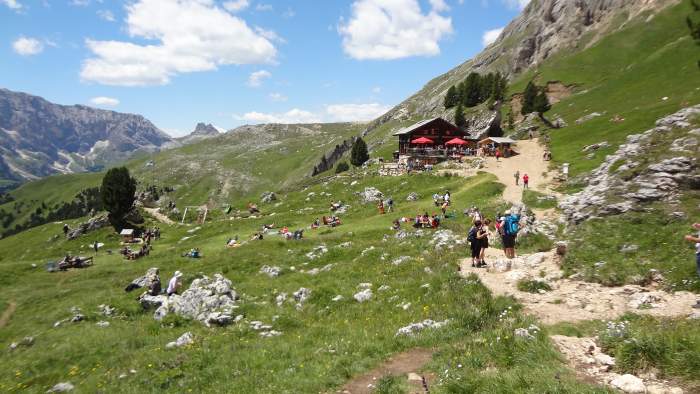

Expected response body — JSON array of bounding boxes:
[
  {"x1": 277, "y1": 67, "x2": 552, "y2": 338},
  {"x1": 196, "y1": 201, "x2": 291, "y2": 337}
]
[
  {"x1": 495, "y1": 149, "x2": 501, "y2": 162},
  {"x1": 523, "y1": 174, "x2": 529, "y2": 189}
]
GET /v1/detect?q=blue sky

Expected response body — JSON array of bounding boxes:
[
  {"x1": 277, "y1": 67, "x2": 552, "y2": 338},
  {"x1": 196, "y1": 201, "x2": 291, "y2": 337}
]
[{"x1": 0, "y1": 0, "x2": 528, "y2": 137}]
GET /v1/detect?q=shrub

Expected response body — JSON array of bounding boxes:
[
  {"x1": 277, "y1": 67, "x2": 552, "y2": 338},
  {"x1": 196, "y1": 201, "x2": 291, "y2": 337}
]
[
  {"x1": 516, "y1": 279, "x2": 552, "y2": 293},
  {"x1": 335, "y1": 161, "x2": 350, "y2": 174}
]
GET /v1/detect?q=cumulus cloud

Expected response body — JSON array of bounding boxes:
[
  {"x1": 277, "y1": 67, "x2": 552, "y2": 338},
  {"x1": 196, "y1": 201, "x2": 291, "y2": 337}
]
[
  {"x1": 482, "y1": 27, "x2": 503, "y2": 47},
  {"x1": 2, "y1": 0, "x2": 21, "y2": 10},
  {"x1": 238, "y1": 108, "x2": 321, "y2": 124},
  {"x1": 338, "y1": 0, "x2": 452, "y2": 60},
  {"x1": 247, "y1": 70, "x2": 271, "y2": 87},
  {"x1": 97, "y1": 9, "x2": 115, "y2": 22},
  {"x1": 268, "y1": 92, "x2": 287, "y2": 102},
  {"x1": 12, "y1": 37, "x2": 43, "y2": 56},
  {"x1": 89, "y1": 96, "x2": 120, "y2": 106},
  {"x1": 237, "y1": 102, "x2": 391, "y2": 125},
  {"x1": 223, "y1": 0, "x2": 248, "y2": 13},
  {"x1": 80, "y1": 0, "x2": 277, "y2": 86},
  {"x1": 325, "y1": 103, "x2": 391, "y2": 122}
]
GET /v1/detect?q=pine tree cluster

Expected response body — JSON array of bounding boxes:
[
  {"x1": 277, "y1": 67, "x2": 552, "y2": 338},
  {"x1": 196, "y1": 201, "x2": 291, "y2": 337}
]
[
  {"x1": 521, "y1": 81, "x2": 551, "y2": 115},
  {"x1": 444, "y1": 72, "x2": 508, "y2": 109}
]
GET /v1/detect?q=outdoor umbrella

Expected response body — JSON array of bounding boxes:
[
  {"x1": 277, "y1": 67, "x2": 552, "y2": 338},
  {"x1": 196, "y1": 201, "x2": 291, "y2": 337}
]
[
  {"x1": 445, "y1": 137, "x2": 468, "y2": 146},
  {"x1": 411, "y1": 137, "x2": 434, "y2": 144}
]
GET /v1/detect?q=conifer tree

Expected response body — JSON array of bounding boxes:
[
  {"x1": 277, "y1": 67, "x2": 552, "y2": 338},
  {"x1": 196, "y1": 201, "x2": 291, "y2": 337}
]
[
  {"x1": 444, "y1": 85, "x2": 459, "y2": 108},
  {"x1": 454, "y1": 104, "x2": 466, "y2": 129},
  {"x1": 521, "y1": 81, "x2": 538, "y2": 115},
  {"x1": 101, "y1": 167, "x2": 136, "y2": 231},
  {"x1": 350, "y1": 137, "x2": 370, "y2": 167}
]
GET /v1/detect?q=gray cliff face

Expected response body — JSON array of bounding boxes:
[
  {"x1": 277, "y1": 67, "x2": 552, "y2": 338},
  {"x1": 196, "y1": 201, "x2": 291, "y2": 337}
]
[
  {"x1": 369, "y1": 0, "x2": 679, "y2": 128},
  {"x1": 0, "y1": 88, "x2": 173, "y2": 181}
]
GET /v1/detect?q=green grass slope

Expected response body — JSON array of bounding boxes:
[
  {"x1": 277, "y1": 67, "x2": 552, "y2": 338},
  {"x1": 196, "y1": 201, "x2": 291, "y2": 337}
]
[{"x1": 0, "y1": 172, "x2": 607, "y2": 393}]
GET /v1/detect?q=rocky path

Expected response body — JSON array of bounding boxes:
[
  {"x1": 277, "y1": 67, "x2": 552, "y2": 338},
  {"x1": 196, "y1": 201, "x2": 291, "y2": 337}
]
[
  {"x1": 143, "y1": 207, "x2": 176, "y2": 225},
  {"x1": 459, "y1": 250, "x2": 698, "y2": 325},
  {"x1": 337, "y1": 348, "x2": 434, "y2": 394}
]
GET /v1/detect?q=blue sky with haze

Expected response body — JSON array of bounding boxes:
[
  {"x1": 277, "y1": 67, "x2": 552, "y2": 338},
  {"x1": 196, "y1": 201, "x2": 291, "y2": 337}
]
[{"x1": 1, "y1": 0, "x2": 528, "y2": 137}]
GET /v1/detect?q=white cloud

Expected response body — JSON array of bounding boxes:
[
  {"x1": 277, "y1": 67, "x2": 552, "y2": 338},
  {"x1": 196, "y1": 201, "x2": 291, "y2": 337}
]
[
  {"x1": 255, "y1": 3, "x2": 272, "y2": 11},
  {"x1": 12, "y1": 37, "x2": 43, "y2": 56},
  {"x1": 238, "y1": 108, "x2": 321, "y2": 124},
  {"x1": 429, "y1": 0, "x2": 449, "y2": 12},
  {"x1": 338, "y1": 0, "x2": 453, "y2": 60},
  {"x1": 268, "y1": 92, "x2": 287, "y2": 102},
  {"x1": 247, "y1": 69, "x2": 271, "y2": 87},
  {"x1": 372, "y1": 86, "x2": 382, "y2": 94},
  {"x1": 482, "y1": 27, "x2": 503, "y2": 47},
  {"x1": 89, "y1": 96, "x2": 120, "y2": 106},
  {"x1": 254, "y1": 26, "x2": 285, "y2": 43},
  {"x1": 97, "y1": 9, "x2": 115, "y2": 22},
  {"x1": 2, "y1": 0, "x2": 21, "y2": 10},
  {"x1": 503, "y1": 0, "x2": 530, "y2": 10},
  {"x1": 71, "y1": 0, "x2": 91, "y2": 6},
  {"x1": 80, "y1": 0, "x2": 277, "y2": 86},
  {"x1": 223, "y1": 0, "x2": 248, "y2": 13},
  {"x1": 237, "y1": 102, "x2": 391, "y2": 125},
  {"x1": 325, "y1": 103, "x2": 391, "y2": 122}
]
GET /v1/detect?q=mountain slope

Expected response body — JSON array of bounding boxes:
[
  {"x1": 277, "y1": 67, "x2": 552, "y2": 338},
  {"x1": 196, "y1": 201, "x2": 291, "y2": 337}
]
[{"x1": 0, "y1": 88, "x2": 174, "y2": 184}]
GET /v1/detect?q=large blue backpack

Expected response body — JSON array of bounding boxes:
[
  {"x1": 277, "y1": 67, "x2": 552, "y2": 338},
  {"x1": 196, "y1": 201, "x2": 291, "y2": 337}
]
[{"x1": 505, "y1": 215, "x2": 520, "y2": 235}]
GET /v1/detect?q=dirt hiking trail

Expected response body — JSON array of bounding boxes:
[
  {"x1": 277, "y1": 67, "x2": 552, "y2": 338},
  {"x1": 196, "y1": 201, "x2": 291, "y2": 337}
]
[
  {"x1": 143, "y1": 207, "x2": 176, "y2": 225},
  {"x1": 0, "y1": 301, "x2": 17, "y2": 328},
  {"x1": 337, "y1": 348, "x2": 434, "y2": 394}
]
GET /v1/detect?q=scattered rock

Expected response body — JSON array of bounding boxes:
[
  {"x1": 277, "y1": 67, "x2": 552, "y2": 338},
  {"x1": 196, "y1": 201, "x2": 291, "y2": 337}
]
[
  {"x1": 395, "y1": 319, "x2": 450, "y2": 336},
  {"x1": 8, "y1": 336, "x2": 34, "y2": 350},
  {"x1": 358, "y1": 187, "x2": 384, "y2": 203},
  {"x1": 96, "y1": 321, "x2": 110, "y2": 328},
  {"x1": 620, "y1": 244, "x2": 639, "y2": 253},
  {"x1": 406, "y1": 192, "x2": 420, "y2": 201},
  {"x1": 391, "y1": 256, "x2": 411, "y2": 266},
  {"x1": 430, "y1": 230, "x2": 466, "y2": 250},
  {"x1": 259, "y1": 265, "x2": 281, "y2": 278},
  {"x1": 354, "y1": 289, "x2": 373, "y2": 303},
  {"x1": 575, "y1": 112, "x2": 603, "y2": 124},
  {"x1": 306, "y1": 245, "x2": 328, "y2": 260},
  {"x1": 260, "y1": 191, "x2": 277, "y2": 203},
  {"x1": 293, "y1": 287, "x2": 311, "y2": 304},
  {"x1": 148, "y1": 274, "x2": 239, "y2": 327},
  {"x1": 165, "y1": 332, "x2": 194, "y2": 349},
  {"x1": 582, "y1": 141, "x2": 609, "y2": 153},
  {"x1": 610, "y1": 374, "x2": 646, "y2": 394},
  {"x1": 98, "y1": 304, "x2": 116, "y2": 317},
  {"x1": 47, "y1": 382, "x2": 74, "y2": 393},
  {"x1": 66, "y1": 214, "x2": 109, "y2": 240},
  {"x1": 332, "y1": 295, "x2": 344, "y2": 302}
]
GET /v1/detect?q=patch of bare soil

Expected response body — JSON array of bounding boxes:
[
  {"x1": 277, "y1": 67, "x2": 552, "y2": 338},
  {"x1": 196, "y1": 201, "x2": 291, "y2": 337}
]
[
  {"x1": 337, "y1": 348, "x2": 434, "y2": 394},
  {"x1": 0, "y1": 301, "x2": 17, "y2": 328}
]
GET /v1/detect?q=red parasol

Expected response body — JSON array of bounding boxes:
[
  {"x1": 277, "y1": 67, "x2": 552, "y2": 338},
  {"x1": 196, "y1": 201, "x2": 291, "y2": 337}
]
[
  {"x1": 445, "y1": 137, "x2": 468, "y2": 146},
  {"x1": 411, "y1": 137, "x2": 434, "y2": 144}
]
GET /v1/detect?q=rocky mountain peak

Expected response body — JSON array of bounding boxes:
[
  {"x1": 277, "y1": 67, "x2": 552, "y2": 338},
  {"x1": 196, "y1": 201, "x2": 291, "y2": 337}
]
[{"x1": 192, "y1": 123, "x2": 220, "y2": 137}]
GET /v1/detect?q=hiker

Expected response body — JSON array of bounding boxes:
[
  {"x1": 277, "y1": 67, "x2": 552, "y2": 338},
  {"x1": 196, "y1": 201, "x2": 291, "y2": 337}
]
[
  {"x1": 433, "y1": 193, "x2": 441, "y2": 207},
  {"x1": 146, "y1": 269, "x2": 161, "y2": 296},
  {"x1": 502, "y1": 210, "x2": 521, "y2": 259},
  {"x1": 495, "y1": 149, "x2": 501, "y2": 162},
  {"x1": 93, "y1": 241, "x2": 99, "y2": 253},
  {"x1": 514, "y1": 170, "x2": 520, "y2": 186},
  {"x1": 386, "y1": 197, "x2": 394, "y2": 213},
  {"x1": 167, "y1": 271, "x2": 183, "y2": 296},
  {"x1": 444, "y1": 191, "x2": 451, "y2": 205},
  {"x1": 468, "y1": 220, "x2": 484, "y2": 268},
  {"x1": 377, "y1": 200, "x2": 385, "y2": 214},
  {"x1": 248, "y1": 202, "x2": 260, "y2": 214},
  {"x1": 63, "y1": 224, "x2": 69, "y2": 236},
  {"x1": 478, "y1": 219, "x2": 491, "y2": 267},
  {"x1": 523, "y1": 174, "x2": 530, "y2": 189},
  {"x1": 684, "y1": 222, "x2": 700, "y2": 309}
]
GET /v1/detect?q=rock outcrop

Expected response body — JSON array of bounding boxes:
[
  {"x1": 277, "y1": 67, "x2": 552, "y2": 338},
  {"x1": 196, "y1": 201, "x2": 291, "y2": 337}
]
[{"x1": 561, "y1": 105, "x2": 700, "y2": 224}]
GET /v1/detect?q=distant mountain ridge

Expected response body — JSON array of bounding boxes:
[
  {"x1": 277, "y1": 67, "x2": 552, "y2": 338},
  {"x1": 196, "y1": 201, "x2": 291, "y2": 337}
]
[
  {"x1": 176, "y1": 122, "x2": 221, "y2": 145},
  {"x1": 0, "y1": 88, "x2": 174, "y2": 183}
]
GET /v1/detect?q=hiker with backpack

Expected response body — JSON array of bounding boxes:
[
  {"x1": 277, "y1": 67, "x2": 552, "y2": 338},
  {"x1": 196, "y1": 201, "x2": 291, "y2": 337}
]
[
  {"x1": 501, "y1": 210, "x2": 521, "y2": 259},
  {"x1": 478, "y1": 219, "x2": 492, "y2": 267},
  {"x1": 514, "y1": 170, "x2": 520, "y2": 186},
  {"x1": 468, "y1": 220, "x2": 486, "y2": 268},
  {"x1": 522, "y1": 174, "x2": 530, "y2": 189}
]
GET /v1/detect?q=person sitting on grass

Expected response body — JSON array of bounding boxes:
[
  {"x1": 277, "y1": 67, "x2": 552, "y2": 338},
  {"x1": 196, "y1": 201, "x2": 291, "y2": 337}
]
[
  {"x1": 248, "y1": 202, "x2": 260, "y2": 214},
  {"x1": 430, "y1": 214, "x2": 441, "y2": 229},
  {"x1": 311, "y1": 218, "x2": 320, "y2": 229},
  {"x1": 377, "y1": 199, "x2": 385, "y2": 215},
  {"x1": 251, "y1": 232, "x2": 263, "y2": 241},
  {"x1": 433, "y1": 193, "x2": 441, "y2": 207},
  {"x1": 330, "y1": 201, "x2": 342, "y2": 211},
  {"x1": 293, "y1": 229, "x2": 304, "y2": 240},
  {"x1": 392, "y1": 219, "x2": 401, "y2": 231},
  {"x1": 226, "y1": 236, "x2": 240, "y2": 248},
  {"x1": 146, "y1": 269, "x2": 161, "y2": 296}
]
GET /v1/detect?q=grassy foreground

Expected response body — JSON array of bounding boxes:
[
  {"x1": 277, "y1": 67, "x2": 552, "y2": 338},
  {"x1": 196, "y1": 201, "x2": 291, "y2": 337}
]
[{"x1": 0, "y1": 171, "x2": 606, "y2": 393}]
